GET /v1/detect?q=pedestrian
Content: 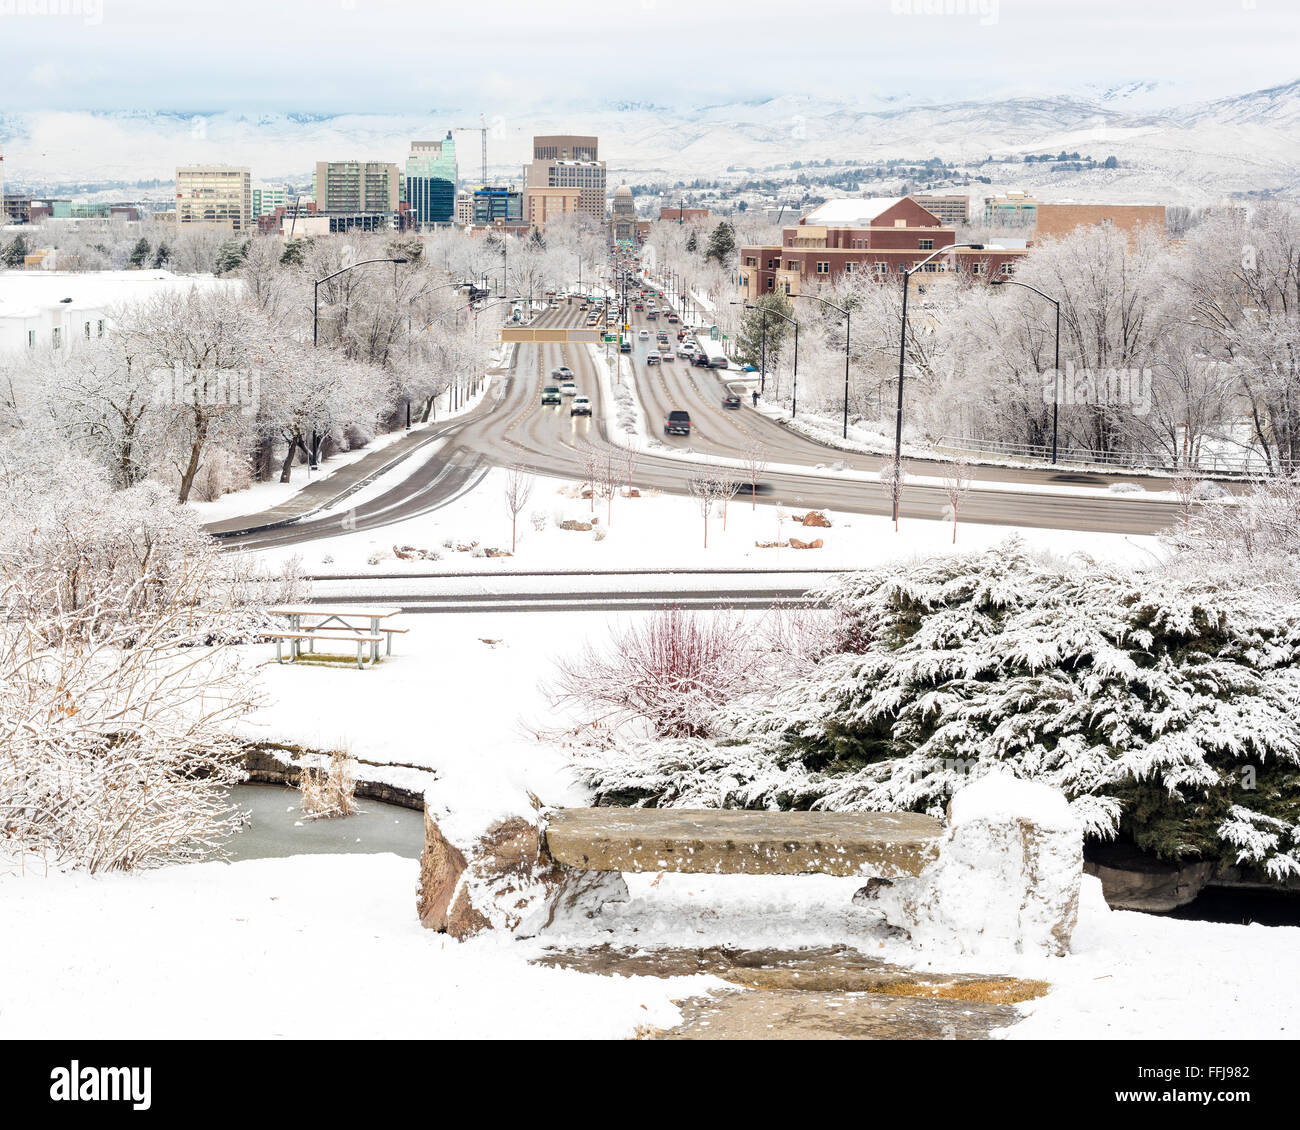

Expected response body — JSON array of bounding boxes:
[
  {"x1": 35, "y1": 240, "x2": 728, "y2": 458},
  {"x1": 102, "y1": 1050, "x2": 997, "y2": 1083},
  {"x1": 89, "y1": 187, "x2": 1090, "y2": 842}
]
[{"x1": 751, "y1": 390, "x2": 760, "y2": 408}]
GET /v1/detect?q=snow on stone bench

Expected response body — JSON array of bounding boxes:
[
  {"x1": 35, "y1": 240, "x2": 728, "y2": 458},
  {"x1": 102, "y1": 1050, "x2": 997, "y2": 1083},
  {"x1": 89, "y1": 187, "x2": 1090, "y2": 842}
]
[
  {"x1": 543, "y1": 808, "x2": 943, "y2": 878},
  {"x1": 417, "y1": 773, "x2": 1084, "y2": 957}
]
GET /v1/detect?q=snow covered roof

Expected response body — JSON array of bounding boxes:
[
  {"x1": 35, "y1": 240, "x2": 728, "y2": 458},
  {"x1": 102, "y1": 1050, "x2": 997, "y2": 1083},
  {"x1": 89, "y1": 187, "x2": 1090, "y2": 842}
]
[
  {"x1": 800, "y1": 197, "x2": 904, "y2": 226},
  {"x1": 0, "y1": 270, "x2": 239, "y2": 313}
]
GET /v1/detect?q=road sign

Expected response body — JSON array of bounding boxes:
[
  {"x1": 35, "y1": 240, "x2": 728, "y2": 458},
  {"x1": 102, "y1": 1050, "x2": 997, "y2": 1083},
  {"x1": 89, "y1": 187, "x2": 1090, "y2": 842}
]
[
  {"x1": 603, "y1": 334, "x2": 617, "y2": 343},
  {"x1": 710, "y1": 325, "x2": 719, "y2": 340}
]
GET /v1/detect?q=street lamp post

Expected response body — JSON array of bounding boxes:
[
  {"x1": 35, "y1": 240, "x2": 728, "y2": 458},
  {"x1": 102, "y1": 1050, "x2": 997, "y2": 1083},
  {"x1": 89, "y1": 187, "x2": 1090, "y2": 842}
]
[
  {"x1": 313, "y1": 256, "x2": 409, "y2": 346},
  {"x1": 311, "y1": 256, "x2": 409, "y2": 466},
  {"x1": 739, "y1": 302, "x2": 800, "y2": 414},
  {"x1": 790, "y1": 292, "x2": 852, "y2": 438},
  {"x1": 991, "y1": 276, "x2": 1062, "y2": 463},
  {"x1": 407, "y1": 278, "x2": 478, "y2": 426},
  {"x1": 893, "y1": 242, "x2": 984, "y2": 521}
]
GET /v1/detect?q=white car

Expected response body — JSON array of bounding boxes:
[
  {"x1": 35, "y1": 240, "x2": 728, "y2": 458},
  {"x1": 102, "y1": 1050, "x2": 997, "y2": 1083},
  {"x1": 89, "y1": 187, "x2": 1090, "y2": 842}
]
[
  {"x1": 560, "y1": 381, "x2": 577, "y2": 396},
  {"x1": 638, "y1": 329, "x2": 649, "y2": 339},
  {"x1": 677, "y1": 344, "x2": 693, "y2": 357},
  {"x1": 660, "y1": 351, "x2": 676, "y2": 363},
  {"x1": 570, "y1": 396, "x2": 593, "y2": 417}
]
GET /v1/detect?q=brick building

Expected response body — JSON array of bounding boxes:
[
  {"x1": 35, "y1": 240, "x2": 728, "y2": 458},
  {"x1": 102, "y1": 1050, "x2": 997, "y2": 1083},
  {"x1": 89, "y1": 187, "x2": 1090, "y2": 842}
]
[
  {"x1": 1032, "y1": 202, "x2": 1166, "y2": 241},
  {"x1": 659, "y1": 206, "x2": 710, "y2": 223},
  {"x1": 738, "y1": 197, "x2": 1025, "y2": 299}
]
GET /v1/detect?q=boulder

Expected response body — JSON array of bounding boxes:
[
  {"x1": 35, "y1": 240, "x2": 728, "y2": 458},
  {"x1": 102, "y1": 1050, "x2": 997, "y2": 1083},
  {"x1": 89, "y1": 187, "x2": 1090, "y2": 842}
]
[
  {"x1": 418, "y1": 798, "x2": 628, "y2": 940},
  {"x1": 789, "y1": 537, "x2": 824, "y2": 550},
  {"x1": 393, "y1": 544, "x2": 440, "y2": 561},
  {"x1": 799, "y1": 510, "x2": 832, "y2": 528},
  {"x1": 854, "y1": 773, "x2": 1082, "y2": 957},
  {"x1": 1083, "y1": 841, "x2": 1213, "y2": 911},
  {"x1": 558, "y1": 519, "x2": 593, "y2": 532}
]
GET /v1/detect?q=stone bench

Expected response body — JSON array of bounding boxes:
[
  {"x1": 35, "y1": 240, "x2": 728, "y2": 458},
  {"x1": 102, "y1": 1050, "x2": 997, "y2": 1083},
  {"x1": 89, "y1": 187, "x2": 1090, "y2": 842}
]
[
  {"x1": 418, "y1": 776, "x2": 1084, "y2": 957},
  {"x1": 543, "y1": 808, "x2": 944, "y2": 879}
]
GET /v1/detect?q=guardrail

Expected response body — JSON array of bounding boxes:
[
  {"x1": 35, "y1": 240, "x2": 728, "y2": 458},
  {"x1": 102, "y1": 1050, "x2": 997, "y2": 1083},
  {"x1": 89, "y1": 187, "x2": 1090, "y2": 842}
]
[{"x1": 934, "y1": 435, "x2": 1266, "y2": 477}]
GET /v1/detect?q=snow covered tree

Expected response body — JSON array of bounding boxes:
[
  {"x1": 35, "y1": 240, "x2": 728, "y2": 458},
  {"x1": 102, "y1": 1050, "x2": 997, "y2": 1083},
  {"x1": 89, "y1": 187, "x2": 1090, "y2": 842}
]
[
  {"x1": 705, "y1": 221, "x2": 736, "y2": 265},
  {"x1": 0, "y1": 448, "x2": 285, "y2": 872},
  {"x1": 127, "y1": 237, "x2": 151, "y2": 269},
  {"x1": 503, "y1": 464, "x2": 533, "y2": 552},
  {"x1": 566, "y1": 538, "x2": 1300, "y2": 881}
]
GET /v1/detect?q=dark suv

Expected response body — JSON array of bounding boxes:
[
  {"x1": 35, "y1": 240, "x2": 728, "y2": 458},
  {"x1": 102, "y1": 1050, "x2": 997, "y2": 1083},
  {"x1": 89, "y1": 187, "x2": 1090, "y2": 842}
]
[{"x1": 664, "y1": 410, "x2": 692, "y2": 436}]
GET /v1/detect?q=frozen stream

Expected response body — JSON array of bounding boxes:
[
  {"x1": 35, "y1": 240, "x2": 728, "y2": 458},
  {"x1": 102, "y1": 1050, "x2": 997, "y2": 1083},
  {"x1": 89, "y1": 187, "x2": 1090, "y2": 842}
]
[{"x1": 222, "y1": 783, "x2": 424, "y2": 862}]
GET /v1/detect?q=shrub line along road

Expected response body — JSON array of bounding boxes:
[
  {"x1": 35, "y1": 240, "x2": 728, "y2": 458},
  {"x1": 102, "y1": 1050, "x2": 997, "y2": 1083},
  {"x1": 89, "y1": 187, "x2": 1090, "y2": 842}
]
[{"x1": 215, "y1": 301, "x2": 1184, "y2": 556}]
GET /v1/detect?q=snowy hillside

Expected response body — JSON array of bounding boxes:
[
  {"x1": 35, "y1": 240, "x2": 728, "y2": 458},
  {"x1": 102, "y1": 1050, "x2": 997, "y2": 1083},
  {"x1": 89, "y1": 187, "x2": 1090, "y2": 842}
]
[{"x1": 2, "y1": 78, "x2": 1298, "y2": 203}]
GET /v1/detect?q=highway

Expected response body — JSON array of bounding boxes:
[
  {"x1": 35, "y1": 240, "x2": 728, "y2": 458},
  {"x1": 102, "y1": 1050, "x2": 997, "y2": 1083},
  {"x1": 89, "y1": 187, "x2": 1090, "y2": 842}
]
[{"x1": 221, "y1": 296, "x2": 1184, "y2": 552}]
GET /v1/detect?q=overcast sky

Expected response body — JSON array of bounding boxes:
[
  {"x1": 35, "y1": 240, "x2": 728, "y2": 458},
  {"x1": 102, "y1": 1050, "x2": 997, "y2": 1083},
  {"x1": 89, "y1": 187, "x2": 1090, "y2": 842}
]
[{"x1": 2, "y1": 0, "x2": 1296, "y2": 113}]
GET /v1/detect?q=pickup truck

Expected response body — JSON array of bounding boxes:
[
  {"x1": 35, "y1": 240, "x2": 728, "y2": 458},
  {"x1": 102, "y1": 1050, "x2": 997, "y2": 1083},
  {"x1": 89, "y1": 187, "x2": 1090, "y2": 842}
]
[{"x1": 664, "y1": 410, "x2": 692, "y2": 436}]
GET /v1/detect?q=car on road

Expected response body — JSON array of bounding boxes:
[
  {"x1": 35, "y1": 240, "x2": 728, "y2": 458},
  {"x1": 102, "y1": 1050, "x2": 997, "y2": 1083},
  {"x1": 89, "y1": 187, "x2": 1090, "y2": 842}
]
[
  {"x1": 677, "y1": 344, "x2": 694, "y2": 357},
  {"x1": 619, "y1": 339, "x2": 631, "y2": 353},
  {"x1": 645, "y1": 352, "x2": 660, "y2": 365},
  {"x1": 664, "y1": 410, "x2": 692, "y2": 436},
  {"x1": 638, "y1": 329, "x2": 649, "y2": 338},
  {"x1": 667, "y1": 314, "x2": 680, "y2": 324},
  {"x1": 708, "y1": 356, "x2": 729, "y2": 369},
  {"x1": 660, "y1": 351, "x2": 675, "y2": 362},
  {"x1": 646, "y1": 310, "x2": 658, "y2": 320},
  {"x1": 571, "y1": 396, "x2": 593, "y2": 417},
  {"x1": 560, "y1": 381, "x2": 577, "y2": 396},
  {"x1": 555, "y1": 366, "x2": 574, "y2": 379},
  {"x1": 723, "y1": 393, "x2": 742, "y2": 409},
  {"x1": 541, "y1": 386, "x2": 562, "y2": 405}
]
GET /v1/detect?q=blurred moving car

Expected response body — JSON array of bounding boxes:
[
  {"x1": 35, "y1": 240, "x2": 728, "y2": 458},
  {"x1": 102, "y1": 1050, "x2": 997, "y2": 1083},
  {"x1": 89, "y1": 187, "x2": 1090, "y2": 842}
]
[
  {"x1": 571, "y1": 396, "x2": 593, "y2": 417},
  {"x1": 723, "y1": 393, "x2": 742, "y2": 409}
]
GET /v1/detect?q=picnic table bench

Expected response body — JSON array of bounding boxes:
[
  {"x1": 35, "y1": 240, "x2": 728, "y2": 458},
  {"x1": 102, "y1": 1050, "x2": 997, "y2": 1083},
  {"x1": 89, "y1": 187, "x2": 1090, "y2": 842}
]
[
  {"x1": 264, "y1": 605, "x2": 405, "y2": 670},
  {"x1": 543, "y1": 808, "x2": 945, "y2": 878}
]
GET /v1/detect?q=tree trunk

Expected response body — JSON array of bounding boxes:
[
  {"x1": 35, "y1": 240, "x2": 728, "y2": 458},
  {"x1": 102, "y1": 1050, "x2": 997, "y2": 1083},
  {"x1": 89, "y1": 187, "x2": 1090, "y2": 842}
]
[
  {"x1": 279, "y1": 435, "x2": 306, "y2": 484},
  {"x1": 176, "y1": 411, "x2": 208, "y2": 504}
]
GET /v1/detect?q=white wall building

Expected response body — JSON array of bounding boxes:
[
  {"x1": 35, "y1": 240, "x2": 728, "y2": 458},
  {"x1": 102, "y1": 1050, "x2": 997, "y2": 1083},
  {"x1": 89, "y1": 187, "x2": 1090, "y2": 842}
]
[{"x1": 0, "y1": 270, "x2": 240, "y2": 357}]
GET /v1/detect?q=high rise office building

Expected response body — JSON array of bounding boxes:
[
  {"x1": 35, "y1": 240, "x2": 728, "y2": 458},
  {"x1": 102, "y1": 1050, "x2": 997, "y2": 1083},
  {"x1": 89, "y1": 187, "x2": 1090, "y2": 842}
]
[
  {"x1": 523, "y1": 134, "x2": 606, "y2": 223},
  {"x1": 313, "y1": 160, "x2": 401, "y2": 214},
  {"x1": 175, "y1": 165, "x2": 252, "y2": 232},
  {"x1": 405, "y1": 134, "x2": 457, "y2": 225}
]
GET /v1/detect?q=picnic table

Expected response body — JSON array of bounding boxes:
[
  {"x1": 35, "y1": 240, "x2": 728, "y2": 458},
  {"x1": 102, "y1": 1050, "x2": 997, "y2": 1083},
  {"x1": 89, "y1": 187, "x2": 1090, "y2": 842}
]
[{"x1": 265, "y1": 605, "x2": 406, "y2": 669}]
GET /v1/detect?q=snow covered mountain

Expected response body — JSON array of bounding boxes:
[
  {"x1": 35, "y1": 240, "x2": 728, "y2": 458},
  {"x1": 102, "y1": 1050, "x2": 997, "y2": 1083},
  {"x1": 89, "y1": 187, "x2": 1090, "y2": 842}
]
[{"x1": 2, "y1": 78, "x2": 1298, "y2": 204}]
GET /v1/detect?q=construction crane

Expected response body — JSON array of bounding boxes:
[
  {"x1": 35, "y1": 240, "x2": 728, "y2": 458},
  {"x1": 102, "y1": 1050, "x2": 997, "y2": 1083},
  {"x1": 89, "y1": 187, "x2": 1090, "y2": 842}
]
[{"x1": 452, "y1": 116, "x2": 489, "y2": 188}]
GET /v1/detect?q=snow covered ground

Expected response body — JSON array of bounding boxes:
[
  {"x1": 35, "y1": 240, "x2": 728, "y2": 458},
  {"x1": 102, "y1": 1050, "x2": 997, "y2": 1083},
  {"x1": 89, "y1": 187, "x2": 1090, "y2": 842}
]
[
  {"x1": 0, "y1": 855, "x2": 710, "y2": 1039},
  {"x1": 3, "y1": 851, "x2": 1295, "y2": 1039},
  {"x1": 249, "y1": 466, "x2": 1164, "y2": 576},
  {"x1": 5, "y1": 597, "x2": 1298, "y2": 1039}
]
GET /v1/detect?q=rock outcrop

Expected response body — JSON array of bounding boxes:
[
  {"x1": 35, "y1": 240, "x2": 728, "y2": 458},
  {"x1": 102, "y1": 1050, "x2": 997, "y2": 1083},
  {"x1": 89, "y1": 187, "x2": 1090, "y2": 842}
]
[
  {"x1": 854, "y1": 774, "x2": 1083, "y2": 957},
  {"x1": 418, "y1": 798, "x2": 628, "y2": 940}
]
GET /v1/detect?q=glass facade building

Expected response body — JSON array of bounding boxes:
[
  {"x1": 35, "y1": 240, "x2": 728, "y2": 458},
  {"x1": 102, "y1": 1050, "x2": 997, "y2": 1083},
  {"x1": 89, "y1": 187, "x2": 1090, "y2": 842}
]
[{"x1": 406, "y1": 134, "x2": 458, "y2": 225}]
